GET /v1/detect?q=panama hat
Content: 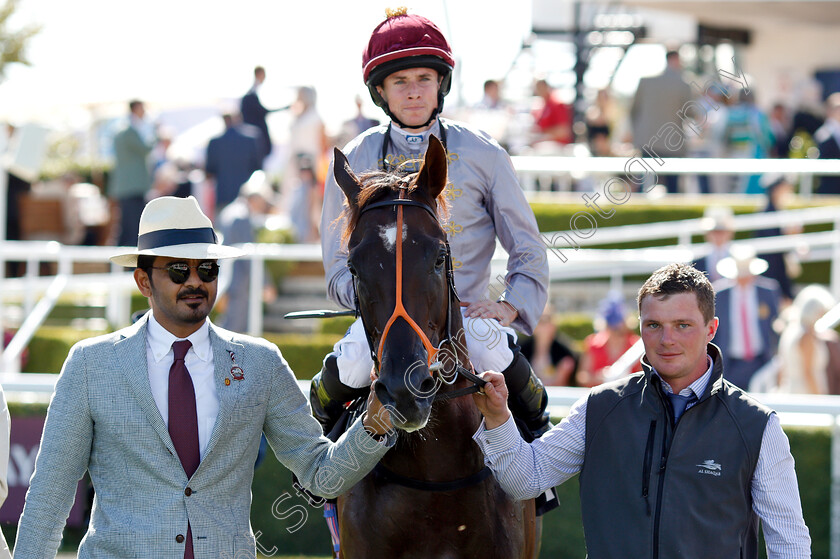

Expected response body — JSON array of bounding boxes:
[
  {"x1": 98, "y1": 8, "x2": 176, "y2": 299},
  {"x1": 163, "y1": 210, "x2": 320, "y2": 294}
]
[
  {"x1": 716, "y1": 245, "x2": 769, "y2": 279},
  {"x1": 110, "y1": 196, "x2": 244, "y2": 267},
  {"x1": 701, "y1": 206, "x2": 735, "y2": 233}
]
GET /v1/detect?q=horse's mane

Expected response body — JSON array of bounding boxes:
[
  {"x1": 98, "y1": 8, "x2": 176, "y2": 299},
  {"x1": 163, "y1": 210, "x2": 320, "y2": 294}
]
[{"x1": 339, "y1": 164, "x2": 450, "y2": 246}]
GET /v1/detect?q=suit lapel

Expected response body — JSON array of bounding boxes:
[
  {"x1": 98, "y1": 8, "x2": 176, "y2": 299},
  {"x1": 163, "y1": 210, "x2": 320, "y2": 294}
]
[
  {"x1": 114, "y1": 316, "x2": 178, "y2": 457},
  {"x1": 203, "y1": 325, "x2": 246, "y2": 459}
]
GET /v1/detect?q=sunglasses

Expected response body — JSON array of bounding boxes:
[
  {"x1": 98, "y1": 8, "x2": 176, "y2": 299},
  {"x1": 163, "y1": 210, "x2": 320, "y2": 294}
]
[{"x1": 151, "y1": 262, "x2": 220, "y2": 284}]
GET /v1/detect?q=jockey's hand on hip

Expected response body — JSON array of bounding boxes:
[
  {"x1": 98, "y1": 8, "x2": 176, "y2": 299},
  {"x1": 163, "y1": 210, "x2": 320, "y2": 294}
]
[
  {"x1": 462, "y1": 300, "x2": 518, "y2": 327},
  {"x1": 472, "y1": 371, "x2": 512, "y2": 430}
]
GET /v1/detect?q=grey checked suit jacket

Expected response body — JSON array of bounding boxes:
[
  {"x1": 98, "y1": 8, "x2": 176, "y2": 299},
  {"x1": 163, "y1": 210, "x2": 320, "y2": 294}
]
[{"x1": 15, "y1": 315, "x2": 388, "y2": 558}]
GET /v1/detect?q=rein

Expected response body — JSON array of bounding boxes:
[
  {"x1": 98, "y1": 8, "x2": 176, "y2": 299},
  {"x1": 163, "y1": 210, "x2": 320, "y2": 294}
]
[{"x1": 355, "y1": 190, "x2": 485, "y2": 401}]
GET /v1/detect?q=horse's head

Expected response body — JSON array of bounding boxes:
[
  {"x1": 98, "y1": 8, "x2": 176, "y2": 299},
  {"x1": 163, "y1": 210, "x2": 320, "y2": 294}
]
[{"x1": 334, "y1": 136, "x2": 460, "y2": 432}]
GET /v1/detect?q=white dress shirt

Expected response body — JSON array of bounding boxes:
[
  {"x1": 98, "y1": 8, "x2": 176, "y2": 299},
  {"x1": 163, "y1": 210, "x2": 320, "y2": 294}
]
[
  {"x1": 146, "y1": 313, "x2": 220, "y2": 459},
  {"x1": 474, "y1": 359, "x2": 812, "y2": 558}
]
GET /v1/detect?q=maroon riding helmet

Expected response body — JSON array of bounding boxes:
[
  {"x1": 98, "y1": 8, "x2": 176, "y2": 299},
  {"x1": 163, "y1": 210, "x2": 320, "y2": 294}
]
[{"x1": 362, "y1": 9, "x2": 455, "y2": 129}]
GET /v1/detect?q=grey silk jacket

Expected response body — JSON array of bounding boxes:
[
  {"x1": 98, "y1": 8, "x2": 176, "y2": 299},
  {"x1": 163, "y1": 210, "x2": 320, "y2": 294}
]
[{"x1": 320, "y1": 119, "x2": 548, "y2": 335}]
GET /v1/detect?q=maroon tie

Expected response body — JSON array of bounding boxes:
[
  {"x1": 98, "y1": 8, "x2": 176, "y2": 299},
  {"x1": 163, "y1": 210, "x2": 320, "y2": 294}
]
[{"x1": 169, "y1": 340, "x2": 199, "y2": 559}]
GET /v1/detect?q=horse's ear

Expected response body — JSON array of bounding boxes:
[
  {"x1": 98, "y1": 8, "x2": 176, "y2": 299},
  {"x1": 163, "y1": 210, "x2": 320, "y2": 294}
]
[
  {"x1": 417, "y1": 135, "x2": 448, "y2": 200},
  {"x1": 333, "y1": 147, "x2": 362, "y2": 207}
]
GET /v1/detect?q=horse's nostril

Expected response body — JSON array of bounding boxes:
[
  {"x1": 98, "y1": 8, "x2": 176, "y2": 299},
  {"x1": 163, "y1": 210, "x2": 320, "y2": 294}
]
[
  {"x1": 418, "y1": 377, "x2": 437, "y2": 397},
  {"x1": 374, "y1": 381, "x2": 393, "y2": 404}
]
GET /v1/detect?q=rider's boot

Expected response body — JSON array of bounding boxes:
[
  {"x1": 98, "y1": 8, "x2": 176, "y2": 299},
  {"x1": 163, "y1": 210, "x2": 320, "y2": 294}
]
[
  {"x1": 310, "y1": 354, "x2": 368, "y2": 437},
  {"x1": 502, "y1": 349, "x2": 551, "y2": 441}
]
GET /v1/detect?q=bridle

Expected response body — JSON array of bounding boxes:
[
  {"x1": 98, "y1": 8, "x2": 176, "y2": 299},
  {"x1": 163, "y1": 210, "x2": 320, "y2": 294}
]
[{"x1": 352, "y1": 187, "x2": 486, "y2": 402}]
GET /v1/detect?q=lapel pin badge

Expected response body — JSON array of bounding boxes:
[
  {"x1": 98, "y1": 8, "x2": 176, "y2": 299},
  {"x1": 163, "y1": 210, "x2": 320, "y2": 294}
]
[{"x1": 227, "y1": 350, "x2": 245, "y2": 382}]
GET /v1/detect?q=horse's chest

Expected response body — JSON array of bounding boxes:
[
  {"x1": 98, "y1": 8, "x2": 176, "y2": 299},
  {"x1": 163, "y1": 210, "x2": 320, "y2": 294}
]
[{"x1": 340, "y1": 477, "x2": 525, "y2": 559}]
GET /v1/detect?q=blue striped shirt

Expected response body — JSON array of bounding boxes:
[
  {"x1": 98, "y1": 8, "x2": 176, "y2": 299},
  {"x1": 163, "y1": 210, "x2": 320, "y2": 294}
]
[{"x1": 473, "y1": 360, "x2": 812, "y2": 558}]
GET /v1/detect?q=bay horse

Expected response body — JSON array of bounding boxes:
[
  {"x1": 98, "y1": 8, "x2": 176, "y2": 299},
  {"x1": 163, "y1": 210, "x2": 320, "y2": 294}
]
[{"x1": 332, "y1": 136, "x2": 539, "y2": 559}]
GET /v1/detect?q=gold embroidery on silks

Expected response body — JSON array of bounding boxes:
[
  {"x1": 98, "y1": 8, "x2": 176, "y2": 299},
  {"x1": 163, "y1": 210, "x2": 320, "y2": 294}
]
[
  {"x1": 445, "y1": 181, "x2": 463, "y2": 201},
  {"x1": 451, "y1": 258, "x2": 463, "y2": 269},
  {"x1": 444, "y1": 222, "x2": 464, "y2": 236}
]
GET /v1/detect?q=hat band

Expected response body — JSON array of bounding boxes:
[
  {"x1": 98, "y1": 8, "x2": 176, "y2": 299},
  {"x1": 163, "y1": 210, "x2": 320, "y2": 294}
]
[{"x1": 138, "y1": 227, "x2": 218, "y2": 251}]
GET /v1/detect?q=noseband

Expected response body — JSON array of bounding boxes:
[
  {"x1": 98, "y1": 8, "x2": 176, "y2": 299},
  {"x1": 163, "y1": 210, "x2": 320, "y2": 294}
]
[{"x1": 354, "y1": 189, "x2": 486, "y2": 401}]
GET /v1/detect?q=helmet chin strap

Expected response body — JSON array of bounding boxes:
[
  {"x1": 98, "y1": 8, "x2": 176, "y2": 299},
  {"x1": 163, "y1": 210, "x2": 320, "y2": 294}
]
[{"x1": 386, "y1": 107, "x2": 440, "y2": 131}]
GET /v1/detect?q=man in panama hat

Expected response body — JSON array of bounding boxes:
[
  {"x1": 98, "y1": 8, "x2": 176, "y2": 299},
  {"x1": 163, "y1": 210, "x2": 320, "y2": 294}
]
[{"x1": 16, "y1": 196, "x2": 393, "y2": 559}]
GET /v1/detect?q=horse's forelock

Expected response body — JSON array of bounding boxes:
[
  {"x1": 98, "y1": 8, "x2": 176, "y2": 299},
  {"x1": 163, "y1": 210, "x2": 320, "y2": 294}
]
[{"x1": 339, "y1": 169, "x2": 449, "y2": 247}]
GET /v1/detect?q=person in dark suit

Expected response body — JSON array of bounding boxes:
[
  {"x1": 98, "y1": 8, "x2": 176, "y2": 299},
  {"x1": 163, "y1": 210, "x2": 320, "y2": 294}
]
[
  {"x1": 816, "y1": 92, "x2": 840, "y2": 195},
  {"x1": 240, "y1": 66, "x2": 286, "y2": 164},
  {"x1": 713, "y1": 245, "x2": 781, "y2": 390},
  {"x1": 204, "y1": 111, "x2": 262, "y2": 213}
]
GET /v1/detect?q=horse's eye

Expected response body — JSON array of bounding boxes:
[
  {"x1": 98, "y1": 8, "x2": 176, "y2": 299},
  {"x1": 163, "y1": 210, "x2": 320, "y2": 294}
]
[
  {"x1": 347, "y1": 262, "x2": 357, "y2": 276},
  {"x1": 435, "y1": 251, "x2": 447, "y2": 270}
]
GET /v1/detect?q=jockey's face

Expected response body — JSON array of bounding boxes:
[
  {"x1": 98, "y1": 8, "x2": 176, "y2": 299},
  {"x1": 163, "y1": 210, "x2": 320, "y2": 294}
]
[{"x1": 377, "y1": 67, "x2": 441, "y2": 130}]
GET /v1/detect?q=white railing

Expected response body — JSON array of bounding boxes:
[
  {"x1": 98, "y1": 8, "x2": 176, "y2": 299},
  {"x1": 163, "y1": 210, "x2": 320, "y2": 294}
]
[{"x1": 510, "y1": 155, "x2": 840, "y2": 195}]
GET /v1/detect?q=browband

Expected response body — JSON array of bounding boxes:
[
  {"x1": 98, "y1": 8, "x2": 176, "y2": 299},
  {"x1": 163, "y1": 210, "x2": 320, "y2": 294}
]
[{"x1": 359, "y1": 199, "x2": 437, "y2": 221}]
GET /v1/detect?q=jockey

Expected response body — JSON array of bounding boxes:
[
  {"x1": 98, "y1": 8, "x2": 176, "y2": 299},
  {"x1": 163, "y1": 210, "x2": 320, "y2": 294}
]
[{"x1": 313, "y1": 9, "x2": 551, "y2": 445}]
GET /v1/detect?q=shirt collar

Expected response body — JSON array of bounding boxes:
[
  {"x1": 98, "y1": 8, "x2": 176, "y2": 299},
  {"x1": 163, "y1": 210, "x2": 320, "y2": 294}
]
[
  {"x1": 390, "y1": 120, "x2": 441, "y2": 148},
  {"x1": 146, "y1": 312, "x2": 213, "y2": 364},
  {"x1": 653, "y1": 355, "x2": 713, "y2": 399}
]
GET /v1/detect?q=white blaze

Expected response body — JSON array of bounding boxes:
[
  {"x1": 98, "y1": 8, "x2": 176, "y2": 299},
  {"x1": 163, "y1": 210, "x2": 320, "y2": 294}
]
[{"x1": 378, "y1": 223, "x2": 406, "y2": 253}]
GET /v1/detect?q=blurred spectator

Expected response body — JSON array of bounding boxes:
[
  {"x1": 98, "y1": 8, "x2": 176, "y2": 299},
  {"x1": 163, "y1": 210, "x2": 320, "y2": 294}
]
[
  {"x1": 470, "y1": 78, "x2": 514, "y2": 150},
  {"x1": 768, "y1": 102, "x2": 792, "y2": 158},
  {"x1": 240, "y1": 65, "x2": 286, "y2": 164},
  {"x1": 151, "y1": 159, "x2": 192, "y2": 200},
  {"x1": 713, "y1": 245, "x2": 781, "y2": 390},
  {"x1": 723, "y1": 88, "x2": 774, "y2": 194},
  {"x1": 791, "y1": 78, "x2": 825, "y2": 141},
  {"x1": 587, "y1": 125, "x2": 612, "y2": 156},
  {"x1": 815, "y1": 92, "x2": 840, "y2": 195},
  {"x1": 205, "y1": 111, "x2": 262, "y2": 215},
  {"x1": 584, "y1": 88, "x2": 619, "y2": 145},
  {"x1": 336, "y1": 94, "x2": 379, "y2": 148},
  {"x1": 777, "y1": 284, "x2": 837, "y2": 394},
  {"x1": 476, "y1": 79, "x2": 505, "y2": 110},
  {"x1": 531, "y1": 78, "x2": 573, "y2": 147},
  {"x1": 217, "y1": 170, "x2": 278, "y2": 333},
  {"x1": 519, "y1": 306, "x2": 579, "y2": 386},
  {"x1": 754, "y1": 174, "x2": 801, "y2": 303},
  {"x1": 694, "y1": 205, "x2": 736, "y2": 283},
  {"x1": 286, "y1": 86, "x2": 329, "y2": 189},
  {"x1": 689, "y1": 83, "x2": 730, "y2": 194},
  {"x1": 629, "y1": 50, "x2": 692, "y2": 194},
  {"x1": 150, "y1": 124, "x2": 175, "y2": 175},
  {"x1": 578, "y1": 292, "x2": 641, "y2": 387},
  {"x1": 288, "y1": 155, "x2": 321, "y2": 243},
  {"x1": 109, "y1": 100, "x2": 155, "y2": 247}
]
